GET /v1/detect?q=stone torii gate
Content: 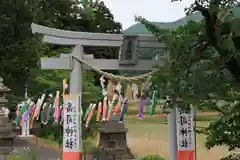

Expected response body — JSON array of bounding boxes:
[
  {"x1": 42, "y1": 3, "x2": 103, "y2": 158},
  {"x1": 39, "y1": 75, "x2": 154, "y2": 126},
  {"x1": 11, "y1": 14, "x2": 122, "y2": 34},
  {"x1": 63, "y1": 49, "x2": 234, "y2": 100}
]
[{"x1": 30, "y1": 23, "x2": 177, "y2": 160}]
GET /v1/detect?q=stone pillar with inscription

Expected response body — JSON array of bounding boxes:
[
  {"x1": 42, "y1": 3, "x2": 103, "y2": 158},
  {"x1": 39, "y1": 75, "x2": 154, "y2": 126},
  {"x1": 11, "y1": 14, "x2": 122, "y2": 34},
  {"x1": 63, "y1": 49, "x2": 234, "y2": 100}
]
[
  {"x1": 0, "y1": 77, "x2": 15, "y2": 155},
  {"x1": 63, "y1": 95, "x2": 81, "y2": 160},
  {"x1": 97, "y1": 115, "x2": 135, "y2": 160}
]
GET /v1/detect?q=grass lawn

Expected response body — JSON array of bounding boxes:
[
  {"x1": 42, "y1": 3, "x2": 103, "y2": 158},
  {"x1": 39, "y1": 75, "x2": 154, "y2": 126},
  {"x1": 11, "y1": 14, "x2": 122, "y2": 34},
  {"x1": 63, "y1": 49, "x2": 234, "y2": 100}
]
[
  {"x1": 125, "y1": 115, "x2": 231, "y2": 160},
  {"x1": 33, "y1": 101, "x2": 233, "y2": 159},
  {"x1": 124, "y1": 101, "x2": 232, "y2": 159}
]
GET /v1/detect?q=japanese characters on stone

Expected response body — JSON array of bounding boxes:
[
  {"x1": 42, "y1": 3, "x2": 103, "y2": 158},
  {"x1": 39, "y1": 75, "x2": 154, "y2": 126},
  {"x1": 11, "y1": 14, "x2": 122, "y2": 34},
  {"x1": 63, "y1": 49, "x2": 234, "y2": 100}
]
[
  {"x1": 176, "y1": 106, "x2": 195, "y2": 151},
  {"x1": 63, "y1": 97, "x2": 81, "y2": 152}
]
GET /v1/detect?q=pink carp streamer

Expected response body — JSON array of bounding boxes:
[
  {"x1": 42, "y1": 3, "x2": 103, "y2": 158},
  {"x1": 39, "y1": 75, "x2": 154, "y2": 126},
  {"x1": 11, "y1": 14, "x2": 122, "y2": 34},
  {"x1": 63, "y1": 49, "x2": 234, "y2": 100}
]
[
  {"x1": 16, "y1": 106, "x2": 19, "y2": 118},
  {"x1": 53, "y1": 91, "x2": 60, "y2": 123},
  {"x1": 30, "y1": 99, "x2": 40, "y2": 129},
  {"x1": 31, "y1": 94, "x2": 45, "y2": 128},
  {"x1": 33, "y1": 99, "x2": 40, "y2": 120},
  {"x1": 113, "y1": 102, "x2": 121, "y2": 115},
  {"x1": 20, "y1": 112, "x2": 27, "y2": 126},
  {"x1": 113, "y1": 95, "x2": 123, "y2": 115},
  {"x1": 60, "y1": 107, "x2": 64, "y2": 124},
  {"x1": 53, "y1": 104, "x2": 59, "y2": 122},
  {"x1": 102, "y1": 97, "x2": 108, "y2": 121},
  {"x1": 35, "y1": 104, "x2": 42, "y2": 120},
  {"x1": 33, "y1": 107, "x2": 40, "y2": 120},
  {"x1": 96, "y1": 102, "x2": 102, "y2": 122},
  {"x1": 33, "y1": 99, "x2": 40, "y2": 119},
  {"x1": 85, "y1": 104, "x2": 96, "y2": 128}
]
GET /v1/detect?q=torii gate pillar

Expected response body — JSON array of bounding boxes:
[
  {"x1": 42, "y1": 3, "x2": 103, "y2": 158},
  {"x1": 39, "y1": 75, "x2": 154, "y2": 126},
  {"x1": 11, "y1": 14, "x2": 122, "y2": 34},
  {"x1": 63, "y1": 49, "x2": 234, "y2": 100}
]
[{"x1": 70, "y1": 45, "x2": 83, "y2": 95}]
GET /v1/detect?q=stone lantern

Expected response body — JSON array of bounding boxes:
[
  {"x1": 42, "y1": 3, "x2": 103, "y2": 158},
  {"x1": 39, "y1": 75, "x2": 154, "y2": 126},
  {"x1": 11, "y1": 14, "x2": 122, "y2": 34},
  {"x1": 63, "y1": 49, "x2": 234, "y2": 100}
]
[
  {"x1": 97, "y1": 115, "x2": 135, "y2": 160},
  {"x1": 0, "y1": 77, "x2": 15, "y2": 154}
]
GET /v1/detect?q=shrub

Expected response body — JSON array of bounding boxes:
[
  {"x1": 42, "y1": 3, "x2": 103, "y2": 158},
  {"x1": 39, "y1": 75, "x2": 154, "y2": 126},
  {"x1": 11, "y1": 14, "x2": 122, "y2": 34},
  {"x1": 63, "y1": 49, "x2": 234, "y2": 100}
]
[
  {"x1": 138, "y1": 155, "x2": 166, "y2": 160},
  {"x1": 220, "y1": 152, "x2": 240, "y2": 160},
  {"x1": 38, "y1": 122, "x2": 63, "y2": 145},
  {"x1": 82, "y1": 138, "x2": 98, "y2": 154}
]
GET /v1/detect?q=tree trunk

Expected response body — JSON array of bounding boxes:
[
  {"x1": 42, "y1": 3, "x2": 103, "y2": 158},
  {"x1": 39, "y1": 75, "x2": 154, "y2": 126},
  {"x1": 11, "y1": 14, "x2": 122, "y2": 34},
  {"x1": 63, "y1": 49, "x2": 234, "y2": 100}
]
[
  {"x1": 225, "y1": 55, "x2": 240, "y2": 81},
  {"x1": 196, "y1": 5, "x2": 240, "y2": 82}
]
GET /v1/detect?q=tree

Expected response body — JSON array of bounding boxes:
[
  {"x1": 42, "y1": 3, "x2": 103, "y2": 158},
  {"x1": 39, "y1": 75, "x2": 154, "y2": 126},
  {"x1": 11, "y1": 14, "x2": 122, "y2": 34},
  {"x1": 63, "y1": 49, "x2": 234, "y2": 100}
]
[
  {"x1": 0, "y1": 0, "x2": 123, "y2": 110},
  {"x1": 135, "y1": 17, "x2": 218, "y2": 104},
  {"x1": 172, "y1": 0, "x2": 240, "y2": 81},
  {"x1": 27, "y1": 0, "x2": 123, "y2": 94},
  {"x1": 171, "y1": 0, "x2": 240, "y2": 151},
  {"x1": 0, "y1": 0, "x2": 43, "y2": 107},
  {"x1": 136, "y1": 1, "x2": 240, "y2": 152},
  {"x1": 24, "y1": 0, "x2": 123, "y2": 141}
]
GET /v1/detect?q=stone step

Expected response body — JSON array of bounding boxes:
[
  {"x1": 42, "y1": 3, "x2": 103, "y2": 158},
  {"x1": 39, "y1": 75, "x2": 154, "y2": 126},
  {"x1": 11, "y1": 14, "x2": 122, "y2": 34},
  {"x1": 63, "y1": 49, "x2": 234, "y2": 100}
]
[
  {"x1": 0, "y1": 117, "x2": 9, "y2": 124},
  {"x1": 0, "y1": 126, "x2": 12, "y2": 133}
]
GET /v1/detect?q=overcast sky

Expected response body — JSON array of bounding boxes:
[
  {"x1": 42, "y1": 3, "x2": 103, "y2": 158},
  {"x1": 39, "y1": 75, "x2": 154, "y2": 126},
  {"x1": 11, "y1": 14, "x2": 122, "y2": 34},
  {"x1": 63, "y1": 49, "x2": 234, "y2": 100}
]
[{"x1": 102, "y1": 0, "x2": 194, "y2": 29}]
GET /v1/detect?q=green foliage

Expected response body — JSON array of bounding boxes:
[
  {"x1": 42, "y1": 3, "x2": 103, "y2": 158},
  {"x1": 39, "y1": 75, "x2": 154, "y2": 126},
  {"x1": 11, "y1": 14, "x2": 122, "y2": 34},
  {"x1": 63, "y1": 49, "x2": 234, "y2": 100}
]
[
  {"x1": 135, "y1": 0, "x2": 240, "y2": 152},
  {"x1": 179, "y1": 0, "x2": 240, "y2": 80},
  {"x1": 0, "y1": 0, "x2": 123, "y2": 145},
  {"x1": 138, "y1": 155, "x2": 166, "y2": 160},
  {"x1": 6, "y1": 156, "x2": 24, "y2": 160},
  {"x1": 82, "y1": 138, "x2": 98, "y2": 154},
  {"x1": 180, "y1": 0, "x2": 240, "y2": 152},
  {"x1": 39, "y1": 122, "x2": 63, "y2": 145},
  {"x1": 200, "y1": 102, "x2": 240, "y2": 150},
  {"x1": 135, "y1": 17, "x2": 212, "y2": 105},
  {"x1": 1, "y1": 0, "x2": 122, "y2": 111},
  {"x1": 220, "y1": 152, "x2": 240, "y2": 160},
  {"x1": 0, "y1": 0, "x2": 42, "y2": 108}
]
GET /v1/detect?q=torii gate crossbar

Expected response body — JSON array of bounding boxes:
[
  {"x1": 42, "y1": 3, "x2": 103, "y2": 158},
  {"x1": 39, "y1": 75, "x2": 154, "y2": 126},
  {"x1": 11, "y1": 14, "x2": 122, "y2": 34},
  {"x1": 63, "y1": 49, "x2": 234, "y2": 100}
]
[{"x1": 31, "y1": 23, "x2": 177, "y2": 160}]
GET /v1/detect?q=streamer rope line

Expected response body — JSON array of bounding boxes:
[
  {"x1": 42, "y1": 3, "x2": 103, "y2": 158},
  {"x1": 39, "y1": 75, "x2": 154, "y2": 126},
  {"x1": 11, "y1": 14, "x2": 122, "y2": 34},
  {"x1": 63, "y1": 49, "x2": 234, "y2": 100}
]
[{"x1": 72, "y1": 55, "x2": 154, "y2": 83}]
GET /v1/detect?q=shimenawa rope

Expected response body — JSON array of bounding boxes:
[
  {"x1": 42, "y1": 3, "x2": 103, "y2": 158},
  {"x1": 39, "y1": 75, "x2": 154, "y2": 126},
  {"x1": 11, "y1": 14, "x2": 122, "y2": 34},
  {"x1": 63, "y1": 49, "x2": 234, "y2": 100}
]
[{"x1": 72, "y1": 55, "x2": 153, "y2": 83}]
